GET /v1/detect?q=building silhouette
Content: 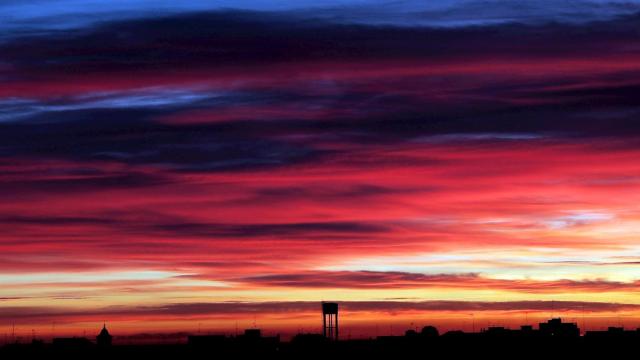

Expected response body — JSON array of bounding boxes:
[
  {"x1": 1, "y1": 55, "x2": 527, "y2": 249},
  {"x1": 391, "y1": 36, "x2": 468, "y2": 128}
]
[
  {"x1": 421, "y1": 325, "x2": 439, "y2": 337},
  {"x1": 585, "y1": 327, "x2": 640, "y2": 338},
  {"x1": 322, "y1": 302, "x2": 339, "y2": 341},
  {"x1": 187, "y1": 334, "x2": 226, "y2": 348},
  {"x1": 538, "y1": 318, "x2": 580, "y2": 337},
  {"x1": 6, "y1": 306, "x2": 640, "y2": 359},
  {"x1": 51, "y1": 337, "x2": 92, "y2": 349},
  {"x1": 97, "y1": 324, "x2": 113, "y2": 347}
]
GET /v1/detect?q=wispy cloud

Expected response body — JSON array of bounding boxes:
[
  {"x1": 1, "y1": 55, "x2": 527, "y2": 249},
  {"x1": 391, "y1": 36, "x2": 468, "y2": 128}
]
[{"x1": 2, "y1": 3, "x2": 640, "y2": 333}]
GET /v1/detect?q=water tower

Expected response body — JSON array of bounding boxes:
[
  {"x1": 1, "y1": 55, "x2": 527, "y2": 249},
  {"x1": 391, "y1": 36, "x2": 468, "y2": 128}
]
[{"x1": 322, "y1": 302, "x2": 339, "y2": 341}]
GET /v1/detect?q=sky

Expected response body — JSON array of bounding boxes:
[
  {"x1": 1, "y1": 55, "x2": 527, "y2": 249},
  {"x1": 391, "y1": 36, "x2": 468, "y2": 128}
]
[{"x1": 2, "y1": 0, "x2": 640, "y2": 340}]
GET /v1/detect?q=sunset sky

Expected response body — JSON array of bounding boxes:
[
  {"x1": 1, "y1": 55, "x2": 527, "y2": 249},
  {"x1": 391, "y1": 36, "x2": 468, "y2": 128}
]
[{"x1": 3, "y1": 0, "x2": 640, "y2": 339}]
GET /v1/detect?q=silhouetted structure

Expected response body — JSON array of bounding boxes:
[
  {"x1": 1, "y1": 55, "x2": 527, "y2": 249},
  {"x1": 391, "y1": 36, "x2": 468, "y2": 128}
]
[
  {"x1": 242, "y1": 328, "x2": 262, "y2": 339},
  {"x1": 322, "y1": 302, "x2": 339, "y2": 341},
  {"x1": 97, "y1": 324, "x2": 113, "y2": 347},
  {"x1": 187, "y1": 334, "x2": 226, "y2": 348},
  {"x1": 6, "y1": 316, "x2": 640, "y2": 359},
  {"x1": 291, "y1": 333, "x2": 328, "y2": 348},
  {"x1": 539, "y1": 318, "x2": 580, "y2": 337},
  {"x1": 421, "y1": 325, "x2": 439, "y2": 337},
  {"x1": 520, "y1": 325, "x2": 534, "y2": 332},
  {"x1": 52, "y1": 337, "x2": 92, "y2": 349},
  {"x1": 585, "y1": 327, "x2": 640, "y2": 338}
]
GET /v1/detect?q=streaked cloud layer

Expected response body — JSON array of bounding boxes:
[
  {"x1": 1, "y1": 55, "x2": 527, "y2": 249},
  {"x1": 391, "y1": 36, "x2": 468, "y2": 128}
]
[
  {"x1": 2, "y1": 0, "x2": 640, "y2": 337},
  {"x1": 2, "y1": 0, "x2": 640, "y2": 34}
]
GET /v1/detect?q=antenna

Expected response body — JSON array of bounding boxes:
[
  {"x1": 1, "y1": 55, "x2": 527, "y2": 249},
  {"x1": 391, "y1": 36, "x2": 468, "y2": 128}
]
[
  {"x1": 470, "y1": 313, "x2": 475, "y2": 333},
  {"x1": 581, "y1": 304, "x2": 586, "y2": 334}
]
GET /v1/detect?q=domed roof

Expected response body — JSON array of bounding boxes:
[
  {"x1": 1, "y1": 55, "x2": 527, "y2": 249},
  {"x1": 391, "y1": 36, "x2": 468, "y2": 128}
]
[{"x1": 98, "y1": 324, "x2": 111, "y2": 337}]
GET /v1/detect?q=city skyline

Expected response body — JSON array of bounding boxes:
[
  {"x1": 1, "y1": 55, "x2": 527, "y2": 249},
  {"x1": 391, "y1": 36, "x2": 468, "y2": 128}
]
[
  {"x1": 2, "y1": 0, "x2": 640, "y2": 337},
  {"x1": 5, "y1": 312, "x2": 640, "y2": 359},
  {"x1": 2, "y1": 311, "x2": 639, "y2": 344}
]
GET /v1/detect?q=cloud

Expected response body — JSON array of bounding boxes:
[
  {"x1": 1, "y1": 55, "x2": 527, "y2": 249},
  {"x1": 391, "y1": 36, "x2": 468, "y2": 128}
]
[
  {"x1": 240, "y1": 271, "x2": 482, "y2": 289},
  {"x1": 0, "y1": 213, "x2": 391, "y2": 239},
  {"x1": 0, "y1": 11, "x2": 639, "y2": 166},
  {"x1": 239, "y1": 270, "x2": 640, "y2": 293},
  {"x1": 2, "y1": 0, "x2": 639, "y2": 40},
  {"x1": 3, "y1": 4, "x2": 640, "y2": 333},
  {"x1": 0, "y1": 88, "x2": 219, "y2": 124},
  {"x1": 0, "y1": 159, "x2": 167, "y2": 195},
  {"x1": 155, "y1": 221, "x2": 391, "y2": 239},
  {"x1": 2, "y1": 300, "x2": 638, "y2": 322},
  {"x1": 4, "y1": 10, "x2": 640, "y2": 76},
  {"x1": 0, "y1": 111, "x2": 327, "y2": 171}
]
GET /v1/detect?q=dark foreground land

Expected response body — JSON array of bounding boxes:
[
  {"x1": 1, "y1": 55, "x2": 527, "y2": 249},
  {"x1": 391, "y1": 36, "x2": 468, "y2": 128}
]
[
  {"x1": 2, "y1": 334, "x2": 640, "y2": 359},
  {"x1": 2, "y1": 318, "x2": 638, "y2": 359}
]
